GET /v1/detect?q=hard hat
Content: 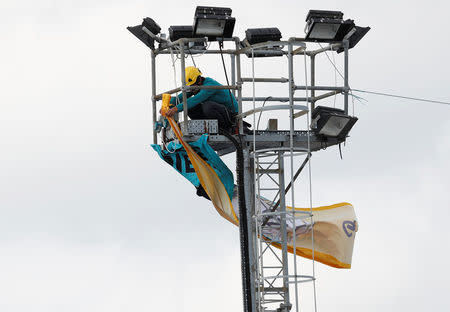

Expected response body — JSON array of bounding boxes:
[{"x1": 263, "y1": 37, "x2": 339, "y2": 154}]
[{"x1": 185, "y1": 66, "x2": 202, "y2": 86}]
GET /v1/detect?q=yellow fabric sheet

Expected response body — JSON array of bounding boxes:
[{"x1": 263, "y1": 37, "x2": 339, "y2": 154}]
[
  {"x1": 160, "y1": 94, "x2": 357, "y2": 268},
  {"x1": 161, "y1": 94, "x2": 238, "y2": 225}
]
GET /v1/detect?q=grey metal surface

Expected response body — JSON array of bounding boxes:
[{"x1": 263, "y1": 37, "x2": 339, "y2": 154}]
[
  {"x1": 180, "y1": 120, "x2": 218, "y2": 134},
  {"x1": 241, "y1": 77, "x2": 289, "y2": 83},
  {"x1": 344, "y1": 39, "x2": 349, "y2": 114},
  {"x1": 179, "y1": 47, "x2": 188, "y2": 128},
  {"x1": 243, "y1": 147, "x2": 257, "y2": 312},
  {"x1": 278, "y1": 152, "x2": 291, "y2": 312},
  {"x1": 311, "y1": 55, "x2": 316, "y2": 111},
  {"x1": 151, "y1": 51, "x2": 157, "y2": 144},
  {"x1": 241, "y1": 97, "x2": 311, "y2": 102},
  {"x1": 178, "y1": 131, "x2": 342, "y2": 156},
  {"x1": 295, "y1": 85, "x2": 346, "y2": 91},
  {"x1": 237, "y1": 105, "x2": 308, "y2": 118}
]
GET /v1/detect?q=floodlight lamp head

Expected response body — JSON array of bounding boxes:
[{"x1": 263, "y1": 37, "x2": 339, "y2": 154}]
[
  {"x1": 169, "y1": 25, "x2": 194, "y2": 41},
  {"x1": 337, "y1": 26, "x2": 371, "y2": 53},
  {"x1": 193, "y1": 6, "x2": 235, "y2": 40},
  {"x1": 245, "y1": 28, "x2": 282, "y2": 44},
  {"x1": 127, "y1": 17, "x2": 161, "y2": 49},
  {"x1": 311, "y1": 106, "x2": 358, "y2": 139},
  {"x1": 305, "y1": 10, "x2": 355, "y2": 42}
]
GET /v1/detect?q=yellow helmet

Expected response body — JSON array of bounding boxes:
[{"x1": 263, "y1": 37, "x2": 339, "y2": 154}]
[{"x1": 185, "y1": 66, "x2": 202, "y2": 86}]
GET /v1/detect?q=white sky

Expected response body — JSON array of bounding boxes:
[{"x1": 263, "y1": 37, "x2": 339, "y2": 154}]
[{"x1": 1, "y1": 0, "x2": 449, "y2": 311}]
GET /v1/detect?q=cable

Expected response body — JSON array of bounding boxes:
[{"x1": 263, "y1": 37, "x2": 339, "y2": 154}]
[
  {"x1": 317, "y1": 43, "x2": 364, "y2": 111},
  {"x1": 351, "y1": 89, "x2": 450, "y2": 106},
  {"x1": 187, "y1": 47, "x2": 197, "y2": 68},
  {"x1": 219, "y1": 129, "x2": 252, "y2": 312},
  {"x1": 256, "y1": 96, "x2": 272, "y2": 130},
  {"x1": 219, "y1": 41, "x2": 236, "y2": 111},
  {"x1": 317, "y1": 43, "x2": 450, "y2": 108}
]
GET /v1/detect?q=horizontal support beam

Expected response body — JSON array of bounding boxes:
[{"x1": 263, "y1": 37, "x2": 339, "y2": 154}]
[
  {"x1": 154, "y1": 85, "x2": 238, "y2": 101},
  {"x1": 306, "y1": 43, "x2": 342, "y2": 56},
  {"x1": 241, "y1": 77, "x2": 289, "y2": 83},
  {"x1": 241, "y1": 97, "x2": 311, "y2": 102},
  {"x1": 313, "y1": 91, "x2": 340, "y2": 101},
  {"x1": 154, "y1": 87, "x2": 182, "y2": 100},
  {"x1": 293, "y1": 110, "x2": 308, "y2": 119},
  {"x1": 237, "y1": 104, "x2": 308, "y2": 118},
  {"x1": 154, "y1": 37, "x2": 208, "y2": 54},
  {"x1": 294, "y1": 85, "x2": 347, "y2": 91},
  {"x1": 157, "y1": 49, "x2": 236, "y2": 55}
]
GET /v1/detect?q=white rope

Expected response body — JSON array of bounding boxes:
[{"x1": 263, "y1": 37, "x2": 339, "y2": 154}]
[
  {"x1": 169, "y1": 47, "x2": 180, "y2": 106},
  {"x1": 304, "y1": 48, "x2": 318, "y2": 312},
  {"x1": 289, "y1": 45, "x2": 300, "y2": 312},
  {"x1": 330, "y1": 45, "x2": 337, "y2": 108},
  {"x1": 251, "y1": 48, "x2": 257, "y2": 224},
  {"x1": 317, "y1": 43, "x2": 362, "y2": 113},
  {"x1": 351, "y1": 89, "x2": 450, "y2": 106},
  {"x1": 317, "y1": 43, "x2": 450, "y2": 109}
]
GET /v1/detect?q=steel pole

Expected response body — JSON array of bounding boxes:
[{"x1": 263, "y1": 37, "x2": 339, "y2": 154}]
[
  {"x1": 243, "y1": 148, "x2": 257, "y2": 312},
  {"x1": 344, "y1": 40, "x2": 349, "y2": 114},
  {"x1": 310, "y1": 55, "x2": 316, "y2": 113},
  {"x1": 235, "y1": 40, "x2": 243, "y2": 134},
  {"x1": 278, "y1": 152, "x2": 291, "y2": 312},
  {"x1": 231, "y1": 54, "x2": 236, "y2": 97},
  {"x1": 151, "y1": 50, "x2": 157, "y2": 144},
  {"x1": 179, "y1": 45, "x2": 189, "y2": 133}
]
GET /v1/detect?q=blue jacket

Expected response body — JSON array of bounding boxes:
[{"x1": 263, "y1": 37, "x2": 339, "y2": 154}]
[{"x1": 170, "y1": 77, "x2": 238, "y2": 113}]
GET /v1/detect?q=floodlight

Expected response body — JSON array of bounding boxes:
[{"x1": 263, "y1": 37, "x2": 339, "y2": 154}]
[
  {"x1": 240, "y1": 27, "x2": 283, "y2": 58},
  {"x1": 193, "y1": 6, "x2": 235, "y2": 39},
  {"x1": 337, "y1": 26, "x2": 371, "y2": 53},
  {"x1": 127, "y1": 17, "x2": 161, "y2": 49},
  {"x1": 305, "y1": 10, "x2": 355, "y2": 42},
  {"x1": 142, "y1": 17, "x2": 161, "y2": 35},
  {"x1": 311, "y1": 106, "x2": 358, "y2": 139},
  {"x1": 245, "y1": 28, "x2": 282, "y2": 44},
  {"x1": 169, "y1": 25, "x2": 194, "y2": 41}
]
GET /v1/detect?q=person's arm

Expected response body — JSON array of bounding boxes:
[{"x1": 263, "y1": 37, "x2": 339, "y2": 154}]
[
  {"x1": 176, "y1": 88, "x2": 215, "y2": 112},
  {"x1": 169, "y1": 93, "x2": 184, "y2": 106}
]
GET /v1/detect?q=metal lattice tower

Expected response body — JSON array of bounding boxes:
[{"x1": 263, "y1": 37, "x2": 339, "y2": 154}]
[{"x1": 146, "y1": 33, "x2": 352, "y2": 312}]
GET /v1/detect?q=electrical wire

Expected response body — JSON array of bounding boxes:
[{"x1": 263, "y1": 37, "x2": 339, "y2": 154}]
[
  {"x1": 187, "y1": 47, "x2": 197, "y2": 68},
  {"x1": 219, "y1": 41, "x2": 236, "y2": 116},
  {"x1": 351, "y1": 89, "x2": 450, "y2": 106},
  {"x1": 317, "y1": 43, "x2": 363, "y2": 112},
  {"x1": 256, "y1": 96, "x2": 272, "y2": 130},
  {"x1": 317, "y1": 43, "x2": 450, "y2": 108}
]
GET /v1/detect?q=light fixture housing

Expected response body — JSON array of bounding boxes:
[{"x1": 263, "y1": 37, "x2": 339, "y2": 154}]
[
  {"x1": 245, "y1": 28, "x2": 282, "y2": 44},
  {"x1": 305, "y1": 10, "x2": 355, "y2": 42},
  {"x1": 241, "y1": 27, "x2": 283, "y2": 58},
  {"x1": 127, "y1": 17, "x2": 161, "y2": 49},
  {"x1": 193, "y1": 6, "x2": 235, "y2": 40},
  {"x1": 311, "y1": 106, "x2": 358, "y2": 139},
  {"x1": 169, "y1": 25, "x2": 194, "y2": 41},
  {"x1": 337, "y1": 26, "x2": 371, "y2": 53}
]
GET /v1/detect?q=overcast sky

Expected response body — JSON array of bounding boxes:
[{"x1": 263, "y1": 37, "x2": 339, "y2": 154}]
[{"x1": 1, "y1": 0, "x2": 449, "y2": 311}]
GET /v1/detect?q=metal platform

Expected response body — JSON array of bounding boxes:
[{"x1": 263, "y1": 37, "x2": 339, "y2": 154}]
[{"x1": 173, "y1": 130, "x2": 343, "y2": 156}]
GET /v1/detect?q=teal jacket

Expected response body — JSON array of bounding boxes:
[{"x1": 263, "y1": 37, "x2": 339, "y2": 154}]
[{"x1": 170, "y1": 77, "x2": 238, "y2": 113}]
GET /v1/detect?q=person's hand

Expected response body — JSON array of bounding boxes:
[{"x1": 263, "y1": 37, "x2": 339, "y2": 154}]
[{"x1": 166, "y1": 106, "x2": 178, "y2": 117}]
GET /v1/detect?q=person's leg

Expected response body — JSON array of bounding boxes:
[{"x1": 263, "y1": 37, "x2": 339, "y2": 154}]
[
  {"x1": 187, "y1": 103, "x2": 206, "y2": 120},
  {"x1": 200, "y1": 101, "x2": 233, "y2": 130}
]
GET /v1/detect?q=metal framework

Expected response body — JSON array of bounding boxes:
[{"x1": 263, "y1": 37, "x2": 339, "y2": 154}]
[{"x1": 148, "y1": 32, "x2": 351, "y2": 312}]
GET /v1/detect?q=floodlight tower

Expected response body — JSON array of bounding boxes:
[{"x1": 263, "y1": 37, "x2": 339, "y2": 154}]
[{"x1": 128, "y1": 7, "x2": 368, "y2": 312}]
